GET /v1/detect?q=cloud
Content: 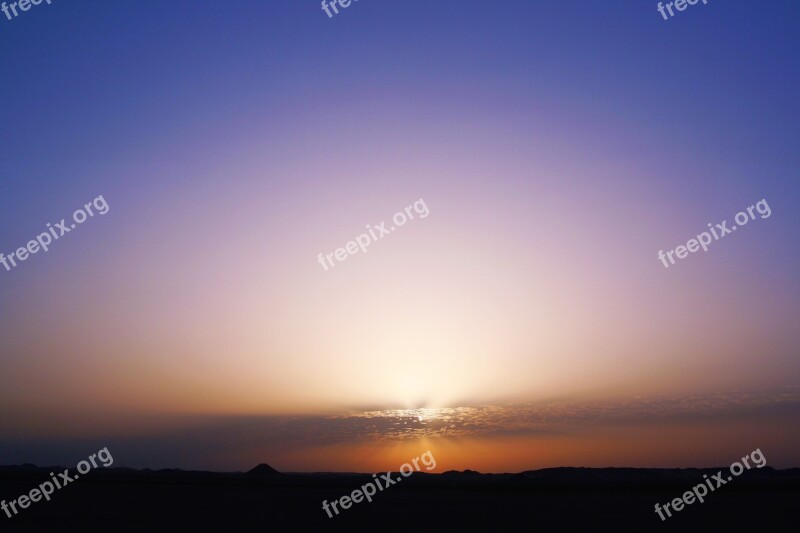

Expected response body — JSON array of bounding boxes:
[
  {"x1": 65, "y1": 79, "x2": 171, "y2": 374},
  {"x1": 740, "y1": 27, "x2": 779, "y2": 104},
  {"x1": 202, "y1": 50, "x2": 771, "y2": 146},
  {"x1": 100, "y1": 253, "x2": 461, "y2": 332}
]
[{"x1": 3, "y1": 388, "x2": 797, "y2": 470}]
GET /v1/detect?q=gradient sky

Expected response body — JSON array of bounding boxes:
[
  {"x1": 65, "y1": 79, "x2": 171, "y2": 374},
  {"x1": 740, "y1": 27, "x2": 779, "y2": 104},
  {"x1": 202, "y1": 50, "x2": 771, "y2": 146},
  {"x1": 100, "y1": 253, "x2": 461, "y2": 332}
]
[{"x1": 1, "y1": 1, "x2": 799, "y2": 472}]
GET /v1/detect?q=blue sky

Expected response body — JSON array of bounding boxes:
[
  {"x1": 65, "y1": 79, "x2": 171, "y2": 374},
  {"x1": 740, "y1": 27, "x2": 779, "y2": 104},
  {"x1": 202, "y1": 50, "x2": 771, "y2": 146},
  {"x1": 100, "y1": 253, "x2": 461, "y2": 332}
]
[{"x1": 1, "y1": 1, "x2": 798, "y2": 471}]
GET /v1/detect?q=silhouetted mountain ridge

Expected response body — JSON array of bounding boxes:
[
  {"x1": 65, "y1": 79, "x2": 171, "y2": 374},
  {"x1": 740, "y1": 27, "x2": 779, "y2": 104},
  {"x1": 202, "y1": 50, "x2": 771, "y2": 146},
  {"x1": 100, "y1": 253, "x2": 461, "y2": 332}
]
[
  {"x1": 1, "y1": 463, "x2": 797, "y2": 531},
  {"x1": 441, "y1": 469, "x2": 481, "y2": 476}
]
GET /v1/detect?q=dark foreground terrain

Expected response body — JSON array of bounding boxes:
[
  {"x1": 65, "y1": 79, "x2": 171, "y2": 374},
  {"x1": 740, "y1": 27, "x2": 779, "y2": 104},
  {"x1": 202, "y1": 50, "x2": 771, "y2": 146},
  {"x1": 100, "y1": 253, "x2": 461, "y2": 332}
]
[{"x1": 1, "y1": 464, "x2": 797, "y2": 532}]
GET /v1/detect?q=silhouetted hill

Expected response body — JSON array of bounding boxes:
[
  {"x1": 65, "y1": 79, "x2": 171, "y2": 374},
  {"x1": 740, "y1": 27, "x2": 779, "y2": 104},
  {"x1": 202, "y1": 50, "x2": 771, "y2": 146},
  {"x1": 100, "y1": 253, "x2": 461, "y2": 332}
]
[{"x1": 245, "y1": 463, "x2": 282, "y2": 477}]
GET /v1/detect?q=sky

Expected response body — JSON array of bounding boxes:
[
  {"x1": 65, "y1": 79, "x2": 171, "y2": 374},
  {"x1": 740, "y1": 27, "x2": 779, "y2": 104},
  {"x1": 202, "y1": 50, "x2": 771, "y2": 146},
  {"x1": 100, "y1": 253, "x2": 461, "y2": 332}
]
[{"x1": 1, "y1": 0, "x2": 799, "y2": 472}]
